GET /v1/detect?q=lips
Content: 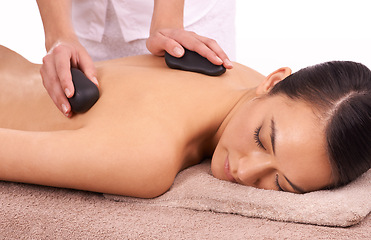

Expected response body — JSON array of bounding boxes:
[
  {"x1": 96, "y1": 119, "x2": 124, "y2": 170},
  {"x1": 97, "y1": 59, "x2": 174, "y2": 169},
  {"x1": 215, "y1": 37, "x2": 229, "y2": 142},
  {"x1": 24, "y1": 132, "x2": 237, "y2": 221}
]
[{"x1": 224, "y1": 156, "x2": 236, "y2": 183}]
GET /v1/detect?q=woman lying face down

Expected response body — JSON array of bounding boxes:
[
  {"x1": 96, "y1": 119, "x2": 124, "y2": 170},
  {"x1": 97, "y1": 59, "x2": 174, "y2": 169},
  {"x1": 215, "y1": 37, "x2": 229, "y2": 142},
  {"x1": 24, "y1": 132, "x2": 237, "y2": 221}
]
[
  {"x1": 0, "y1": 45, "x2": 369, "y2": 197},
  {"x1": 212, "y1": 61, "x2": 371, "y2": 193}
]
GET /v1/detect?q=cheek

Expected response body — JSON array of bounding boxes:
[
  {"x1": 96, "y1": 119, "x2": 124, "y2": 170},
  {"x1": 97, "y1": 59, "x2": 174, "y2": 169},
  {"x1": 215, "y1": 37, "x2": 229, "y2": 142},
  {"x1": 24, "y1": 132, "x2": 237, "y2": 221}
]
[
  {"x1": 218, "y1": 115, "x2": 256, "y2": 156},
  {"x1": 221, "y1": 120, "x2": 247, "y2": 149},
  {"x1": 212, "y1": 101, "x2": 262, "y2": 177},
  {"x1": 211, "y1": 118, "x2": 245, "y2": 178}
]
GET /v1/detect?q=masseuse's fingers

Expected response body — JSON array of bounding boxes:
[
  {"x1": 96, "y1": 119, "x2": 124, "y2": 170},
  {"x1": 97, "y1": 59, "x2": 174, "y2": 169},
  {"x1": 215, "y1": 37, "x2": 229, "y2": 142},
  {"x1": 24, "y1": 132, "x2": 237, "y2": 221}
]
[
  {"x1": 41, "y1": 48, "x2": 72, "y2": 117},
  {"x1": 40, "y1": 41, "x2": 98, "y2": 117},
  {"x1": 55, "y1": 44, "x2": 98, "y2": 97},
  {"x1": 186, "y1": 34, "x2": 233, "y2": 69},
  {"x1": 76, "y1": 50, "x2": 98, "y2": 88},
  {"x1": 146, "y1": 29, "x2": 233, "y2": 69},
  {"x1": 53, "y1": 44, "x2": 75, "y2": 98},
  {"x1": 146, "y1": 30, "x2": 185, "y2": 57}
]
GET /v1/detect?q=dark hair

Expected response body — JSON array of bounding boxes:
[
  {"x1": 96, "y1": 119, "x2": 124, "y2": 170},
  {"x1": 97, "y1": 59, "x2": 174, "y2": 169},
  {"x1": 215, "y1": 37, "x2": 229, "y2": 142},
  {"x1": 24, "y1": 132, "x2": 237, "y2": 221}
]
[{"x1": 269, "y1": 61, "x2": 371, "y2": 188}]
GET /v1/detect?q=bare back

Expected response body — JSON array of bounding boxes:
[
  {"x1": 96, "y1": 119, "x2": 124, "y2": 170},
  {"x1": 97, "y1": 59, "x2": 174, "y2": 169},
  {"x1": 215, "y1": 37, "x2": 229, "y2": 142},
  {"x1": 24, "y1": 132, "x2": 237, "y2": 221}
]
[{"x1": 0, "y1": 46, "x2": 265, "y2": 197}]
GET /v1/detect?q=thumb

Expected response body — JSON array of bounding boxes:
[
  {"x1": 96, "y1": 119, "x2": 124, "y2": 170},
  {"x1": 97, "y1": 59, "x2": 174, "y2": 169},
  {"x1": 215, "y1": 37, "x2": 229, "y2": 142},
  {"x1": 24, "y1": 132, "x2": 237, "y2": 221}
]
[
  {"x1": 77, "y1": 52, "x2": 99, "y2": 87},
  {"x1": 147, "y1": 32, "x2": 184, "y2": 57}
]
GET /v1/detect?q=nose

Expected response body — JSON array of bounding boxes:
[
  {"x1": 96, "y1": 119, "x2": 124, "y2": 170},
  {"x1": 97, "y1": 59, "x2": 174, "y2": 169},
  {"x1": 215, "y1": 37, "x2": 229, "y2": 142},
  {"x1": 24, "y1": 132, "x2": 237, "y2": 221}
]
[{"x1": 235, "y1": 155, "x2": 275, "y2": 186}]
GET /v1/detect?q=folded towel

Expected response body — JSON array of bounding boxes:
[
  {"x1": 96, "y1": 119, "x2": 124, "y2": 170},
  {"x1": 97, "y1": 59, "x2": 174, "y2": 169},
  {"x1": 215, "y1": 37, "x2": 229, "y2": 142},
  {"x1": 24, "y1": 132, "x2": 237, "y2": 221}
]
[{"x1": 105, "y1": 160, "x2": 371, "y2": 227}]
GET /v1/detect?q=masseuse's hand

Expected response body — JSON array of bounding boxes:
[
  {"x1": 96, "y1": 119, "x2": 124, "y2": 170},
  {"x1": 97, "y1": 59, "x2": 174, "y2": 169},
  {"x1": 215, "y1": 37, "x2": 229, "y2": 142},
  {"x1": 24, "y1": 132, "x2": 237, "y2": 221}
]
[
  {"x1": 37, "y1": 0, "x2": 98, "y2": 117},
  {"x1": 146, "y1": 28, "x2": 233, "y2": 69},
  {"x1": 40, "y1": 39, "x2": 98, "y2": 117},
  {"x1": 148, "y1": 0, "x2": 233, "y2": 69}
]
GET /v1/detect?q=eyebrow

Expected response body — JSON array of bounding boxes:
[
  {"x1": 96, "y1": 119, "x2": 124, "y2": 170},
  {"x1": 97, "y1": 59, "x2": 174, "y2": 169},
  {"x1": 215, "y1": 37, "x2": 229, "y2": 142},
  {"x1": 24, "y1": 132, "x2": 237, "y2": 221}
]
[
  {"x1": 271, "y1": 118, "x2": 305, "y2": 193},
  {"x1": 284, "y1": 175, "x2": 305, "y2": 193},
  {"x1": 270, "y1": 117, "x2": 276, "y2": 155}
]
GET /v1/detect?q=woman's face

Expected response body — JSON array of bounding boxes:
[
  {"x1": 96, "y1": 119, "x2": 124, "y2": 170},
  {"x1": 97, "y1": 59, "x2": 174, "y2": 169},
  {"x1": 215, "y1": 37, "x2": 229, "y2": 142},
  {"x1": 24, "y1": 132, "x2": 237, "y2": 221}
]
[{"x1": 211, "y1": 94, "x2": 334, "y2": 193}]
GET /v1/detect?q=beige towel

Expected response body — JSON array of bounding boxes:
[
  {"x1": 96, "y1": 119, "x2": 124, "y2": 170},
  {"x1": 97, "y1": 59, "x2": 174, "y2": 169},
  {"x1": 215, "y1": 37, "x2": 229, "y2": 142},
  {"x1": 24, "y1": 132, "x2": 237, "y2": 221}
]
[{"x1": 105, "y1": 160, "x2": 371, "y2": 227}]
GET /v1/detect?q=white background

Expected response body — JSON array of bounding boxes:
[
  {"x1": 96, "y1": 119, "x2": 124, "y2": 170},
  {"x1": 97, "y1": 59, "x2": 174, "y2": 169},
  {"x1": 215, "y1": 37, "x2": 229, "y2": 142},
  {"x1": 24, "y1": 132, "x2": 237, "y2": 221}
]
[{"x1": 0, "y1": 0, "x2": 370, "y2": 75}]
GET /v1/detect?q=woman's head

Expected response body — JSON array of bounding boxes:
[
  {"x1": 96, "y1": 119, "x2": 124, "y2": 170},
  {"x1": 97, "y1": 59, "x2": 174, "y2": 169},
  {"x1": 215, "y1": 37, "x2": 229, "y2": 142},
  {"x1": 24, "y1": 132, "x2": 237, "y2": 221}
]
[
  {"x1": 268, "y1": 61, "x2": 371, "y2": 188},
  {"x1": 211, "y1": 61, "x2": 370, "y2": 193}
]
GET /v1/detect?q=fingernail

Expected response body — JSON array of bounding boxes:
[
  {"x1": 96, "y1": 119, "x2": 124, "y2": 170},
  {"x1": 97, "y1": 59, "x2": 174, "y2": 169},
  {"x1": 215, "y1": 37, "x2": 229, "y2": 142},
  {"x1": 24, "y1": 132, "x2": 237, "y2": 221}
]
[
  {"x1": 216, "y1": 56, "x2": 223, "y2": 64},
  {"x1": 173, "y1": 47, "x2": 184, "y2": 57},
  {"x1": 62, "y1": 104, "x2": 68, "y2": 115},
  {"x1": 64, "y1": 88, "x2": 72, "y2": 98},
  {"x1": 224, "y1": 59, "x2": 233, "y2": 68},
  {"x1": 91, "y1": 76, "x2": 99, "y2": 86}
]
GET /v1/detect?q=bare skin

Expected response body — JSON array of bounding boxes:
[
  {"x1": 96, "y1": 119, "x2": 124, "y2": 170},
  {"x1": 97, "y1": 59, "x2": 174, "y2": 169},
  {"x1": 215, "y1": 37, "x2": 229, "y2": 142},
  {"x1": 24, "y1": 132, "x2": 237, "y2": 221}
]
[
  {"x1": 0, "y1": 46, "x2": 333, "y2": 197},
  {"x1": 0, "y1": 46, "x2": 260, "y2": 198},
  {"x1": 36, "y1": 0, "x2": 233, "y2": 116}
]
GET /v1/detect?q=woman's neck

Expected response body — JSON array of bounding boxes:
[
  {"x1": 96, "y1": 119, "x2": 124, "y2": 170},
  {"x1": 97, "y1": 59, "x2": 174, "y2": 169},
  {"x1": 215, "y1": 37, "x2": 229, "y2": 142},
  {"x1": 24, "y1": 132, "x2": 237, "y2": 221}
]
[
  {"x1": 210, "y1": 89, "x2": 257, "y2": 151},
  {"x1": 179, "y1": 88, "x2": 257, "y2": 170}
]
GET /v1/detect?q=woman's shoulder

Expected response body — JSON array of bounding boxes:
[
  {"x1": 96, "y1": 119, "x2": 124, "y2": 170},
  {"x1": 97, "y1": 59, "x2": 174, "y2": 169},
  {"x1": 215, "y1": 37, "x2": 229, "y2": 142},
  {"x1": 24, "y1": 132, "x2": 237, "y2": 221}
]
[
  {"x1": 95, "y1": 54, "x2": 166, "y2": 69},
  {"x1": 230, "y1": 62, "x2": 266, "y2": 86},
  {"x1": 95, "y1": 54, "x2": 266, "y2": 85}
]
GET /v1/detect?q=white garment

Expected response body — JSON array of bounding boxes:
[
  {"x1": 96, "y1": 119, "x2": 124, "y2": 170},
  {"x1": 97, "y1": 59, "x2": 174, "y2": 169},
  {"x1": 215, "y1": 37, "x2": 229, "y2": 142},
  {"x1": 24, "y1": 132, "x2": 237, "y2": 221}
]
[{"x1": 72, "y1": 0, "x2": 236, "y2": 61}]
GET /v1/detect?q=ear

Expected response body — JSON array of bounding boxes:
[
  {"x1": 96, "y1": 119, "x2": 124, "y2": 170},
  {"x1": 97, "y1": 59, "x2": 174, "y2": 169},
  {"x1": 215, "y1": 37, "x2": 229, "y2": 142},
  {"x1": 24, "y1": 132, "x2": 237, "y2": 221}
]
[{"x1": 256, "y1": 67, "x2": 292, "y2": 95}]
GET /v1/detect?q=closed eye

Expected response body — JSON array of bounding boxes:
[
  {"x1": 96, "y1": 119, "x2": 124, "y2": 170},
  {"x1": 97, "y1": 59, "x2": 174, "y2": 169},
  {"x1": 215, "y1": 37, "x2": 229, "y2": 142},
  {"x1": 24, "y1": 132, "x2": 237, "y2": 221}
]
[
  {"x1": 275, "y1": 174, "x2": 284, "y2": 191},
  {"x1": 253, "y1": 126, "x2": 266, "y2": 150}
]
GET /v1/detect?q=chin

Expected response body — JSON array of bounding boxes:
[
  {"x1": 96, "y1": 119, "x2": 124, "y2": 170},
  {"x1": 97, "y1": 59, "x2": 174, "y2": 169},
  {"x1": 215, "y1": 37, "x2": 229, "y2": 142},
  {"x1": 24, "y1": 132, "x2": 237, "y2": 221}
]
[{"x1": 210, "y1": 156, "x2": 222, "y2": 180}]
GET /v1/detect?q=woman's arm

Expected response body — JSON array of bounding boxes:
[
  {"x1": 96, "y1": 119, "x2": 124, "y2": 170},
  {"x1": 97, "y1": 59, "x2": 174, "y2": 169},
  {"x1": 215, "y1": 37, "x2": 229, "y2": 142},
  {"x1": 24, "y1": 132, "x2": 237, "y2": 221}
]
[
  {"x1": 0, "y1": 127, "x2": 175, "y2": 198},
  {"x1": 147, "y1": 0, "x2": 233, "y2": 69}
]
